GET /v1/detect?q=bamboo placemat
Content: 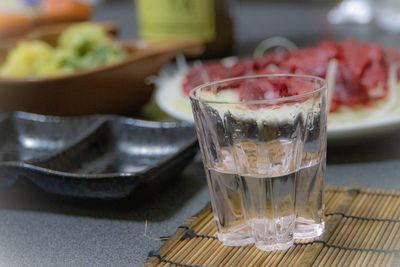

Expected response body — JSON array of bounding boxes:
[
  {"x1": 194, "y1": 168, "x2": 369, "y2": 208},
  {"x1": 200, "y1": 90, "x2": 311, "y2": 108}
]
[{"x1": 145, "y1": 186, "x2": 400, "y2": 267}]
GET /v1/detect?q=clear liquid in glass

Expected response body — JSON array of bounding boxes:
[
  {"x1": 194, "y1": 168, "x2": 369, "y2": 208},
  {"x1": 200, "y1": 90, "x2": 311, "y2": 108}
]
[
  {"x1": 205, "y1": 168, "x2": 254, "y2": 246},
  {"x1": 206, "y1": 139, "x2": 298, "y2": 250},
  {"x1": 294, "y1": 156, "x2": 325, "y2": 239},
  {"x1": 240, "y1": 170, "x2": 296, "y2": 251}
]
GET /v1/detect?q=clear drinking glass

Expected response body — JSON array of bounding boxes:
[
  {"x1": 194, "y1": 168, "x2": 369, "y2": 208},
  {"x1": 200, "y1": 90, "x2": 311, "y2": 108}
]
[
  {"x1": 190, "y1": 74, "x2": 327, "y2": 251},
  {"x1": 294, "y1": 97, "x2": 327, "y2": 239}
]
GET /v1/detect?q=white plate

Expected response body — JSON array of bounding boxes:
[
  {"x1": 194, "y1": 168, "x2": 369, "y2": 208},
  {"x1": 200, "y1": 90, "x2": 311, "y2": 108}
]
[
  {"x1": 155, "y1": 71, "x2": 400, "y2": 146},
  {"x1": 328, "y1": 115, "x2": 400, "y2": 145}
]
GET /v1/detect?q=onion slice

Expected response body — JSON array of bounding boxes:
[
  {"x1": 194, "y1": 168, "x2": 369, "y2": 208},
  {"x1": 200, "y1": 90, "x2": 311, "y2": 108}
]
[
  {"x1": 326, "y1": 59, "x2": 338, "y2": 112},
  {"x1": 369, "y1": 63, "x2": 399, "y2": 118},
  {"x1": 253, "y1": 37, "x2": 298, "y2": 58}
]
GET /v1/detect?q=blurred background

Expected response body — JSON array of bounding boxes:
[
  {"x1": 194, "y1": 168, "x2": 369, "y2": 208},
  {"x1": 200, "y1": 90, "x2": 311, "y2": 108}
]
[
  {"x1": 1, "y1": 1, "x2": 400, "y2": 266},
  {"x1": 2, "y1": 0, "x2": 400, "y2": 52},
  {"x1": 1, "y1": 0, "x2": 400, "y2": 116}
]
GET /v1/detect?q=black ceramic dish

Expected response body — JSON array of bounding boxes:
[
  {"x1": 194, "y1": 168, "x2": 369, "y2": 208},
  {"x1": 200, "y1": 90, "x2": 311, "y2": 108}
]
[{"x1": 0, "y1": 112, "x2": 198, "y2": 199}]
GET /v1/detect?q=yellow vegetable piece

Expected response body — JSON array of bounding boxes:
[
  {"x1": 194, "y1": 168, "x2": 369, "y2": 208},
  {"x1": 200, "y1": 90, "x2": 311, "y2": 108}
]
[
  {"x1": 58, "y1": 22, "x2": 112, "y2": 53},
  {"x1": 0, "y1": 41, "x2": 55, "y2": 77}
]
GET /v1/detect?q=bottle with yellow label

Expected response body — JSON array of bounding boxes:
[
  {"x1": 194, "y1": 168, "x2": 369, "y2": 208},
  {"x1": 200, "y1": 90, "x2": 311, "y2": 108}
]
[{"x1": 135, "y1": 0, "x2": 234, "y2": 59}]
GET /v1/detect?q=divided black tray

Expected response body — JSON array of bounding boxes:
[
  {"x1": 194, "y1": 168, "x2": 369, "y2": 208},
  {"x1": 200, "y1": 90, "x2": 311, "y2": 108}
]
[{"x1": 0, "y1": 112, "x2": 198, "y2": 199}]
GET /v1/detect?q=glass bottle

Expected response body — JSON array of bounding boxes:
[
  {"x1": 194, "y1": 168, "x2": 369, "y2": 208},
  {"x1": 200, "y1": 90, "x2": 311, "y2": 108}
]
[{"x1": 135, "y1": 0, "x2": 234, "y2": 58}]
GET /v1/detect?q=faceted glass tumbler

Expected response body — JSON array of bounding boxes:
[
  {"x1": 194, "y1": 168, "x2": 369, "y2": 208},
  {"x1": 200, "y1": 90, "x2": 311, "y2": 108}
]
[{"x1": 189, "y1": 74, "x2": 327, "y2": 251}]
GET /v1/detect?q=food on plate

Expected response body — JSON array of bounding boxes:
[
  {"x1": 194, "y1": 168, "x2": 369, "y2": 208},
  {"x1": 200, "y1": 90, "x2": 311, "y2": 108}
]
[
  {"x1": 194, "y1": 76, "x2": 317, "y2": 104},
  {"x1": 0, "y1": 13, "x2": 32, "y2": 33},
  {"x1": 0, "y1": 0, "x2": 91, "y2": 39},
  {"x1": 157, "y1": 39, "x2": 400, "y2": 125},
  {"x1": 0, "y1": 0, "x2": 35, "y2": 35},
  {"x1": 40, "y1": 0, "x2": 91, "y2": 21},
  {"x1": 0, "y1": 22, "x2": 127, "y2": 78},
  {"x1": 183, "y1": 39, "x2": 399, "y2": 111}
]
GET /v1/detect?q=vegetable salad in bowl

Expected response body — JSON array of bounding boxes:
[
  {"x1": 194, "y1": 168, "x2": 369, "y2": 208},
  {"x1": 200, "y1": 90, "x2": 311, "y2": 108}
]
[{"x1": 0, "y1": 22, "x2": 127, "y2": 78}]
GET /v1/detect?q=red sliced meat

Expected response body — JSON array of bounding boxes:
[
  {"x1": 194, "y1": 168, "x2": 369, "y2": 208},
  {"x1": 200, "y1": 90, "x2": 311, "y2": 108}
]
[
  {"x1": 239, "y1": 79, "x2": 276, "y2": 101},
  {"x1": 286, "y1": 78, "x2": 316, "y2": 97},
  {"x1": 280, "y1": 44, "x2": 336, "y2": 77},
  {"x1": 182, "y1": 39, "x2": 396, "y2": 111},
  {"x1": 182, "y1": 59, "x2": 255, "y2": 94},
  {"x1": 340, "y1": 39, "x2": 372, "y2": 78},
  {"x1": 336, "y1": 62, "x2": 370, "y2": 107}
]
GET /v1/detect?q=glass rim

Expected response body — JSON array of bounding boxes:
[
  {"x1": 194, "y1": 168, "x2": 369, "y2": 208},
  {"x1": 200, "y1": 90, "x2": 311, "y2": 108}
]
[{"x1": 189, "y1": 74, "x2": 327, "y2": 105}]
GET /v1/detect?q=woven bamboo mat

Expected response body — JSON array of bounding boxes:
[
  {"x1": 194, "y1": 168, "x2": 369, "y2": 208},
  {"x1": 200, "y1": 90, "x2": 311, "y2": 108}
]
[{"x1": 145, "y1": 186, "x2": 400, "y2": 267}]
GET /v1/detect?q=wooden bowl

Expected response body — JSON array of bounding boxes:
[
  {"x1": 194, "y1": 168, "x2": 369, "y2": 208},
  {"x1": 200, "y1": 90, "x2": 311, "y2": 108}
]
[{"x1": 0, "y1": 27, "x2": 203, "y2": 116}]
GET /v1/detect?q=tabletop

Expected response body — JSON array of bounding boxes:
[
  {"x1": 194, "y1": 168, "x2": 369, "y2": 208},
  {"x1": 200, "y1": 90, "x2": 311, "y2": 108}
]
[{"x1": 1, "y1": 1, "x2": 400, "y2": 266}]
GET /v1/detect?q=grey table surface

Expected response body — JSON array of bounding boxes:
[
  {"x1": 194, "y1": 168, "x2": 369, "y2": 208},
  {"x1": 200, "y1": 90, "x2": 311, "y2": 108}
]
[{"x1": 2, "y1": 1, "x2": 400, "y2": 267}]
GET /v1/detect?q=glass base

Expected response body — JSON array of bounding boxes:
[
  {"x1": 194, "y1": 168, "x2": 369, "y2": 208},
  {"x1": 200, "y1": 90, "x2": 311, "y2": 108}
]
[
  {"x1": 255, "y1": 240, "x2": 293, "y2": 252},
  {"x1": 248, "y1": 217, "x2": 295, "y2": 252},
  {"x1": 294, "y1": 221, "x2": 325, "y2": 239},
  {"x1": 217, "y1": 232, "x2": 254, "y2": 247}
]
